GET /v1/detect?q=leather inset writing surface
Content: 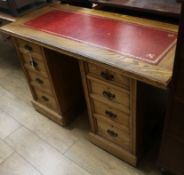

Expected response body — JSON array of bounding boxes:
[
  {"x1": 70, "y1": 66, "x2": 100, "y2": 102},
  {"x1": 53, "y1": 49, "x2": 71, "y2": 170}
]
[{"x1": 24, "y1": 10, "x2": 177, "y2": 64}]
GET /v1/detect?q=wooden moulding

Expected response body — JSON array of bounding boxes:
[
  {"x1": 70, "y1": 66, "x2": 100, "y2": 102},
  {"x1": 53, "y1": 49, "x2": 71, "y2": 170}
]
[
  {"x1": 32, "y1": 100, "x2": 65, "y2": 126},
  {"x1": 89, "y1": 132, "x2": 137, "y2": 166}
]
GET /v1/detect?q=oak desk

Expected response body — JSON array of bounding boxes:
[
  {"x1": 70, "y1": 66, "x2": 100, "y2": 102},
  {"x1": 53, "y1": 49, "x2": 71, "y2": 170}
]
[{"x1": 0, "y1": 4, "x2": 178, "y2": 166}]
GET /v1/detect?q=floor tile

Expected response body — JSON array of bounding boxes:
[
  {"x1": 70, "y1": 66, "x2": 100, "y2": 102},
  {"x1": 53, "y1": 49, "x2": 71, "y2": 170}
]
[
  {"x1": 0, "y1": 153, "x2": 42, "y2": 175},
  {"x1": 0, "y1": 110, "x2": 21, "y2": 139},
  {"x1": 5, "y1": 127, "x2": 90, "y2": 175},
  {"x1": 0, "y1": 86, "x2": 79, "y2": 153},
  {"x1": 0, "y1": 138, "x2": 14, "y2": 164},
  {"x1": 65, "y1": 139, "x2": 160, "y2": 175},
  {"x1": 0, "y1": 70, "x2": 32, "y2": 103}
]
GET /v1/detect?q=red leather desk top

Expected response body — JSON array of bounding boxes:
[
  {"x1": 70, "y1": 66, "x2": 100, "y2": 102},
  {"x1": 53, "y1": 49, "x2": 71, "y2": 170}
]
[{"x1": 24, "y1": 10, "x2": 177, "y2": 64}]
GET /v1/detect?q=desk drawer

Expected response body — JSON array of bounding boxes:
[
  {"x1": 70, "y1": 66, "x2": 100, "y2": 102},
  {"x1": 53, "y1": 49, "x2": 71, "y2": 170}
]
[
  {"x1": 22, "y1": 53, "x2": 48, "y2": 76},
  {"x1": 93, "y1": 99, "x2": 129, "y2": 127},
  {"x1": 34, "y1": 88, "x2": 58, "y2": 112},
  {"x1": 88, "y1": 63, "x2": 130, "y2": 89},
  {"x1": 90, "y1": 78, "x2": 130, "y2": 108},
  {"x1": 16, "y1": 39, "x2": 43, "y2": 58},
  {"x1": 96, "y1": 118, "x2": 130, "y2": 151},
  {"x1": 28, "y1": 71, "x2": 53, "y2": 95}
]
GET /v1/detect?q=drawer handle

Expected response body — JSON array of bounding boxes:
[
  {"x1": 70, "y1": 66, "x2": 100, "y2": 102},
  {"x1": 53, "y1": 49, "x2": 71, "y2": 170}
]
[
  {"x1": 103, "y1": 91, "x2": 115, "y2": 100},
  {"x1": 105, "y1": 110, "x2": 117, "y2": 119},
  {"x1": 24, "y1": 45, "x2": 33, "y2": 52},
  {"x1": 107, "y1": 129, "x2": 118, "y2": 137},
  {"x1": 101, "y1": 71, "x2": 114, "y2": 81},
  {"x1": 41, "y1": 96, "x2": 49, "y2": 102},
  {"x1": 35, "y1": 78, "x2": 43, "y2": 85},
  {"x1": 29, "y1": 60, "x2": 38, "y2": 69}
]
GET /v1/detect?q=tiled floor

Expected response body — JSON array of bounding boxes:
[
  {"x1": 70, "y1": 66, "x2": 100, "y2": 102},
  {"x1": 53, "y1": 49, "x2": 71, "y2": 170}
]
[{"x1": 0, "y1": 36, "x2": 161, "y2": 175}]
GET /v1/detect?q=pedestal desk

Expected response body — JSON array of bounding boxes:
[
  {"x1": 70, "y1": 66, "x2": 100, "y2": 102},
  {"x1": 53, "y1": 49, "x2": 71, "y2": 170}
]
[{"x1": 0, "y1": 4, "x2": 178, "y2": 166}]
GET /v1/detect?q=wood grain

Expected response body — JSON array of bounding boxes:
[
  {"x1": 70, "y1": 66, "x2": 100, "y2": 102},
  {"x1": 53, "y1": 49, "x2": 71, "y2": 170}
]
[{"x1": 0, "y1": 4, "x2": 178, "y2": 89}]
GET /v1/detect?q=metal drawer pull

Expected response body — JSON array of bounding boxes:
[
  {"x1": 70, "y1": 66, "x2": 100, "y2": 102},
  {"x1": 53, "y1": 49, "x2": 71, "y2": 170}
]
[
  {"x1": 101, "y1": 71, "x2": 114, "y2": 81},
  {"x1": 105, "y1": 110, "x2": 117, "y2": 119},
  {"x1": 107, "y1": 129, "x2": 118, "y2": 137},
  {"x1": 41, "y1": 96, "x2": 49, "y2": 102},
  {"x1": 103, "y1": 91, "x2": 115, "y2": 100},
  {"x1": 29, "y1": 60, "x2": 38, "y2": 69},
  {"x1": 35, "y1": 78, "x2": 43, "y2": 85},
  {"x1": 24, "y1": 45, "x2": 33, "y2": 52}
]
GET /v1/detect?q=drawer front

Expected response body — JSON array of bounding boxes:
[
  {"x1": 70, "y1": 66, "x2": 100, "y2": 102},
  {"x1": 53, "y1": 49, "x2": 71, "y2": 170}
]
[
  {"x1": 90, "y1": 79, "x2": 130, "y2": 108},
  {"x1": 88, "y1": 63, "x2": 130, "y2": 89},
  {"x1": 28, "y1": 71, "x2": 53, "y2": 95},
  {"x1": 93, "y1": 99, "x2": 129, "y2": 127},
  {"x1": 96, "y1": 118, "x2": 130, "y2": 151},
  {"x1": 22, "y1": 53, "x2": 48, "y2": 76},
  {"x1": 16, "y1": 39, "x2": 43, "y2": 58},
  {"x1": 34, "y1": 88, "x2": 58, "y2": 112}
]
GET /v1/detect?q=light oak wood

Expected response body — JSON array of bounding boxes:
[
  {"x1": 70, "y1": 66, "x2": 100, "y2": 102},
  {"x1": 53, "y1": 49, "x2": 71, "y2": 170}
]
[
  {"x1": 27, "y1": 71, "x2": 53, "y2": 95},
  {"x1": 23, "y1": 55, "x2": 48, "y2": 77},
  {"x1": 32, "y1": 101, "x2": 65, "y2": 125},
  {"x1": 80, "y1": 61, "x2": 137, "y2": 165},
  {"x1": 16, "y1": 39, "x2": 43, "y2": 57},
  {"x1": 0, "y1": 4, "x2": 178, "y2": 89},
  {"x1": 0, "y1": 4, "x2": 177, "y2": 166},
  {"x1": 92, "y1": 99, "x2": 130, "y2": 127},
  {"x1": 96, "y1": 117, "x2": 130, "y2": 151},
  {"x1": 79, "y1": 61, "x2": 96, "y2": 132},
  {"x1": 87, "y1": 62, "x2": 130, "y2": 90},
  {"x1": 90, "y1": 94, "x2": 130, "y2": 114},
  {"x1": 89, "y1": 77, "x2": 130, "y2": 108},
  {"x1": 34, "y1": 88, "x2": 59, "y2": 112},
  {"x1": 93, "y1": 113, "x2": 129, "y2": 132},
  {"x1": 14, "y1": 38, "x2": 84, "y2": 126}
]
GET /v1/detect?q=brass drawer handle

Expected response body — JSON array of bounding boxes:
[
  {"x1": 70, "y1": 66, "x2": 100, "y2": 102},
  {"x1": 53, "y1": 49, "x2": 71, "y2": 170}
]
[
  {"x1": 41, "y1": 96, "x2": 49, "y2": 102},
  {"x1": 105, "y1": 110, "x2": 117, "y2": 119},
  {"x1": 101, "y1": 71, "x2": 114, "y2": 81},
  {"x1": 29, "y1": 60, "x2": 38, "y2": 69},
  {"x1": 103, "y1": 91, "x2": 115, "y2": 100},
  {"x1": 24, "y1": 45, "x2": 33, "y2": 52},
  {"x1": 35, "y1": 78, "x2": 43, "y2": 85},
  {"x1": 107, "y1": 129, "x2": 118, "y2": 137}
]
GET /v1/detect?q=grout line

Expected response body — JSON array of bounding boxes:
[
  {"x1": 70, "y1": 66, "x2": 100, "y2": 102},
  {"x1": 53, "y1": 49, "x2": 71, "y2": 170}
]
[
  {"x1": 0, "y1": 68, "x2": 92, "y2": 174},
  {"x1": 4, "y1": 126, "x2": 92, "y2": 175},
  {"x1": 4, "y1": 117, "x2": 67, "y2": 155},
  {"x1": 0, "y1": 94, "x2": 92, "y2": 174},
  {"x1": 63, "y1": 150, "x2": 93, "y2": 175},
  {"x1": 0, "y1": 151, "x2": 15, "y2": 166},
  {"x1": 3, "y1": 126, "x2": 24, "y2": 143},
  {"x1": 1, "y1": 149, "x2": 44, "y2": 175},
  {"x1": 2, "y1": 102, "x2": 83, "y2": 157},
  {"x1": 2, "y1": 124, "x2": 23, "y2": 141},
  {"x1": 0, "y1": 75, "x2": 31, "y2": 106},
  {"x1": 3, "y1": 127, "x2": 45, "y2": 175},
  {"x1": 15, "y1": 152, "x2": 45, "y2": 175},
  {"x1": 62, "y1": 138, "x2": 80, "y2": 155},
  {"x1": 0, "y1": 85, "x2": 30, "y2": 106},
  {"x1": 62, "y1": 137, "x2": 94, "y2": 175}
]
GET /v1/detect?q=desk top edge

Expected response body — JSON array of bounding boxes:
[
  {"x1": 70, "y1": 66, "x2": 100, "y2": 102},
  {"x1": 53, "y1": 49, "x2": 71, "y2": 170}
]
[{"x1": 0, "y1": 4, "x2": 178, "y2": 89}]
